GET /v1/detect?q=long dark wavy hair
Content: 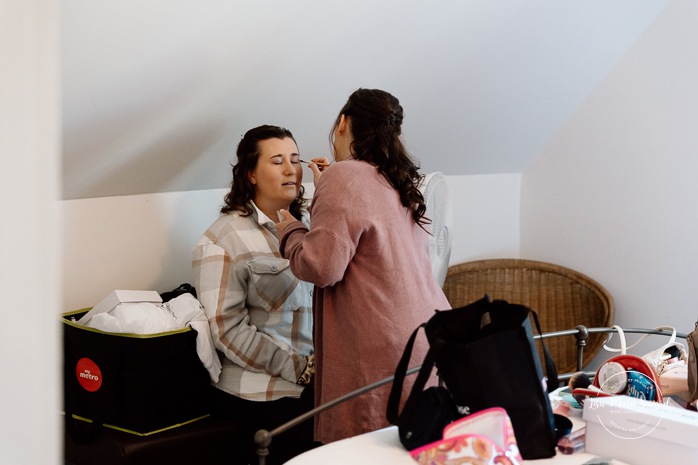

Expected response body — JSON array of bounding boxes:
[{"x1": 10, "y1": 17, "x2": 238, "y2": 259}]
[
  {"x1": 329, "y1": 88, "x2": 427, "y2": 227},
  {"x1": 221, "y1": 125, "x2": 307, "y2": 219}
]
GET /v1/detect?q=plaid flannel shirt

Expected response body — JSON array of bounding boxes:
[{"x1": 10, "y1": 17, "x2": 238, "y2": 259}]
[{"x1": 192, "y1": 203, "x2": 313, "y2": 401}]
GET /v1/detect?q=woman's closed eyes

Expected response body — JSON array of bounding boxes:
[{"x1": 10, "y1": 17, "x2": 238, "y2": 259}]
[{"x1": 271, "y1": 154, "x2": 301, "y2": 165}]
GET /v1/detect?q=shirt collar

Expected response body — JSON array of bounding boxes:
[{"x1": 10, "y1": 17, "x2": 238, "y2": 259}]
[{"x1": 251, "y1": 201, "x2": 275, "y2": 226}]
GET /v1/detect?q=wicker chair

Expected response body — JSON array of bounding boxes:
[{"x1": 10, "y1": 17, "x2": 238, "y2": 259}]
[{"x1": 441, "y1": 259, "x2": 615, "y2": 375}]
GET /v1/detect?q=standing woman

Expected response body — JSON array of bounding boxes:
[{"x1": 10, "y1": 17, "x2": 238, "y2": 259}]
[
  {"x1": 192, "y1": 125, "x2": 325, "y2": 465},
  {"x1": 276, "y1": 89, "x2": 451, "y2": 444}
]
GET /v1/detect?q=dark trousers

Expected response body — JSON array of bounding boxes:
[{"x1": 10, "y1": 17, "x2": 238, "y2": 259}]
[{"x1": 209, "y1": 386, "x2": 320, "y2": 465}]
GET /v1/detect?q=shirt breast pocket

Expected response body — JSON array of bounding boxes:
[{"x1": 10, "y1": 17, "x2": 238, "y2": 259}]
[{"x1": 247, "y1": 256, "x2": 305, "y2": 312}]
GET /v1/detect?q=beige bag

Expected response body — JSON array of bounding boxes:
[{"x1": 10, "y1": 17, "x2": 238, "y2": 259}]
[{"x1": 603, "y1": 325, "x2": 687, "y2": 375}]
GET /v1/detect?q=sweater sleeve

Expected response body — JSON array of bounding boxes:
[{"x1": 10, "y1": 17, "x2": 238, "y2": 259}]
[
  {"x1": 280, "y1": 165, "x2": 362, "y2": 287},
  {"x1": 192, "y1": 241, "x2": 304, "y2": 384}
]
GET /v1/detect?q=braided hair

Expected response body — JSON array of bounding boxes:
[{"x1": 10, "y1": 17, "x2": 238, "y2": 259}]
[{"x1": 329, "y1": 88, "x2": 427, "y2": 227}]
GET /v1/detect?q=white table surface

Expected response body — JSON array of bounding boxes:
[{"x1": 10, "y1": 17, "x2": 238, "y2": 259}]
[{"x1": 285, "y1": 424, "x2": 629, "y2": 465}]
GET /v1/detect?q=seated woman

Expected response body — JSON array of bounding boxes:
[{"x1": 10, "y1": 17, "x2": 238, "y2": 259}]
[{"x1": 192, "y1": 125, "x2": 326, "y2": 465}]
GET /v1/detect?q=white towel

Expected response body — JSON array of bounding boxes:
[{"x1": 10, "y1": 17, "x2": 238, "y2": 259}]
[
  {"x1": 88, "y1": 301, "x2": 181, "y2": 334},
  {"x1": 163, "y1": 293, "x2": 223, "y2": 383},
  {"x1": 85, "y1": 292, "x2": 222, "y2": 383}
]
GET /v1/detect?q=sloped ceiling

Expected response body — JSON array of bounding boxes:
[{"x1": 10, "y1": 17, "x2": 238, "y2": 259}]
[{"x1": 62, "y1": 0, "x2": 668, "y2": 200}]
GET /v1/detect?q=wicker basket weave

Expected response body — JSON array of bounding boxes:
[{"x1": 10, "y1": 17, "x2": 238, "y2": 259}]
[{"x1": 441, "y1": 259, "x2": 615, "y2": 375}]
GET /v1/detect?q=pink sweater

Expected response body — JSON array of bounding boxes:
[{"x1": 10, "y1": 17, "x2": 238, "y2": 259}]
[{"x1": 281, "y1": 159, "x2": 451, "y2": 444}]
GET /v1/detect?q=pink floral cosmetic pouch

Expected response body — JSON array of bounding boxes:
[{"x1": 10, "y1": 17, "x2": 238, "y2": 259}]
[{"x1": 409, "y1": 407, "x2": 522, "y2": 465}]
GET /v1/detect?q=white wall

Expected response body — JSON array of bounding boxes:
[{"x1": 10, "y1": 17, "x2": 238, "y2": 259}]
[
  {"x1": 446, "y1": 174, "x2": 521, "y2": 265},
  {"x1": 62, "y1": 188, "x2": 225, "y2": 310},
  {"x1": 62, "y1": 174, "x2": 521, "y2": 311},
  {"x1": 0, "y1": 1, "x2": 61, "y2": 464},
  {"x1": 60, "y1": 0, "x2": 667, "y2": 200},
  {"x1": 521, "y1": 0, "x2": 698, "y2": 351}
]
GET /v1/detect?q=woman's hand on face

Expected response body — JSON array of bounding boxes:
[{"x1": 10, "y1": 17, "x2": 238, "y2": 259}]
[
  {"x1": 275, "y1": 209, "x2": 297, "y2": 236},
  {"x1": 309, "y1": 157, "x2": 331, "y2": 187}
]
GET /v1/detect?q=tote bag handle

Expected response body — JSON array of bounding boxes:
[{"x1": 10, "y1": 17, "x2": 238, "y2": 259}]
[
  {"x1": 386, "y1": 324, "x2": 438, "y2": 425},
  {"x1": 526, "y1": 308, "x2": 559, "y2": 392}
]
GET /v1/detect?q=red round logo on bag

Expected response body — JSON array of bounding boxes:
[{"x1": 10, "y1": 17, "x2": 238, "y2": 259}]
[{"x1": 76, "y1": 357, "x2": 102, "y2": 392}]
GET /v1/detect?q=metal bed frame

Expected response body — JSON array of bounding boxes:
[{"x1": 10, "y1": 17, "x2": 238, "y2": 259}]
[{"x1": 254, "y1": 325, "x2": 688, "y2": 465}]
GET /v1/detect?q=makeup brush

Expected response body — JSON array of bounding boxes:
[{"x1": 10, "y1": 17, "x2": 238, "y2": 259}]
[
  {"x1": 300, "y1": 159, "x2": 331, "y2": 167},
  {"x1": 569, "y1": 371, "x2": 608, "y2": 405}
]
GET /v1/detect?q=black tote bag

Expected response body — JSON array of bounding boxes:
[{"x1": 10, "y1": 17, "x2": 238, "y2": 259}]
[{"x1": 387, "y1": 295, "x2": 558, "y2": 460}]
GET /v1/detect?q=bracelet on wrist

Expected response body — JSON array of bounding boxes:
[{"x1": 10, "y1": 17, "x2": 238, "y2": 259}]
[{"x1": 297, "y1": 354, "x2": 315, "y2": 385}]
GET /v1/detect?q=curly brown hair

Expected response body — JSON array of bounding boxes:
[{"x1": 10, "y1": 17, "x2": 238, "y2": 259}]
[
  {"x1": 329, "y1": 88, "x2": 427, "y2": 227},
  {"x1": 221, "y1": 125, "x2": 307, "y2": 219}
]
